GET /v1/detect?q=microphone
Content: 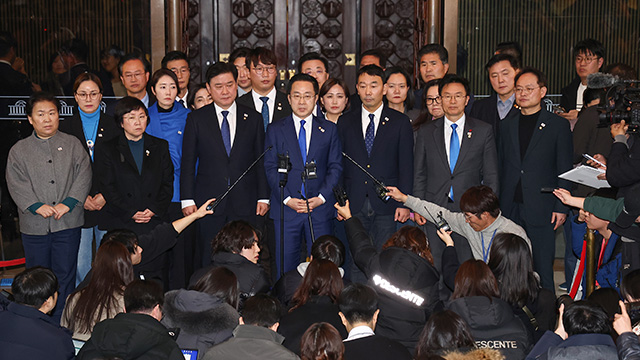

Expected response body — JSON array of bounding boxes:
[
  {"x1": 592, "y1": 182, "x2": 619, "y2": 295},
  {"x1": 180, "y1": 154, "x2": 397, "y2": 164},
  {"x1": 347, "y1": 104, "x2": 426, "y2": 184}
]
[{"x1": 587, "y1": 72, "x2": 618, "y2": 89}]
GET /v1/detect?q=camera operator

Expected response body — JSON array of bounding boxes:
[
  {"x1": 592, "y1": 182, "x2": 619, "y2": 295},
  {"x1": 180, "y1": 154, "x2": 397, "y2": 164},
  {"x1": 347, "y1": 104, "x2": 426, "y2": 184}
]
[{"x1": 385, "y1": 185, "x2": 530, "y2": 263}]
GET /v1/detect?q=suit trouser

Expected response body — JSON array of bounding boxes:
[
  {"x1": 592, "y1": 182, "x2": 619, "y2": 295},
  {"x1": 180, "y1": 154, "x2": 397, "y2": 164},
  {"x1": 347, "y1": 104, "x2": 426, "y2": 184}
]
[
  {"x1": 508, "y1": 203, "x2": 556, "y2": 291},
  {"x1": 22, "y1": 227, "x2": 81, "y2": 323},
  {"x1": 274, "y1": 212, "x2": 331, "y2": 276}
]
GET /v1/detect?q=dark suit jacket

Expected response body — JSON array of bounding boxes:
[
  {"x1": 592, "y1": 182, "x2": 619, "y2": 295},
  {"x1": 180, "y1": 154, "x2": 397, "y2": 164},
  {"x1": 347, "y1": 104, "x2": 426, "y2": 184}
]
[
  {"x1": 237, "y1": 89, "x2": 292, "y2": 124},
  {"x1": 560, "y1": 77, "x2": 581, "y2": 112},
  {"x1": 470, "y1": 93, "x2": 519, "y2": 143},
  {"x1": 343, "y1": 334, "x2": 412, "y2": 360},
  {"x1": 264, "y1": 115, "x2": 342, "y2": 221},
  {"x1": 572, "y1": 106, "x2": 613, "y2": 164},
  {"x1": 499, "y1": 109, "x2": 573, "y2": 226},
  {"x1": 180, "y1": 102, "x2": 268, "y2": 216},
  {"x1": 414, "y1": 116, "x2": 499, "y2": 209},
  {"x1": 98, "y1": 132, "x2": 174, "y2": 232},
  {"x1": 338, "y1": 105, "x2": 414, "y2": 215},
  {"x1": 0, "y1": 62, "x2": 32, "y2": 96},
  {"x1": 59, "y1": 111, "x2": 120, "y2": 227}
]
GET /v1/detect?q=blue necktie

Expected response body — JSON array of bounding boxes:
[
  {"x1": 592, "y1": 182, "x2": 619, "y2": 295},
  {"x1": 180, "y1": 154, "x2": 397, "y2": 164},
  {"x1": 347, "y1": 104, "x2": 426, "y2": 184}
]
[
  {"x1": 299, "y1": 119, "x2": 307, "y2": 195},
  {"x1": 260, "y1": 96, "x2": 270, "y2": 131},
  {"x1": 221, "y1": 110, "x2": 231, "y2": 156},
  {"x1": 449, "y1": 123, "x2": 459, "y2": 200},
  {"x1": 365, "y1": 113, "x2": 375, "y2": 156}
]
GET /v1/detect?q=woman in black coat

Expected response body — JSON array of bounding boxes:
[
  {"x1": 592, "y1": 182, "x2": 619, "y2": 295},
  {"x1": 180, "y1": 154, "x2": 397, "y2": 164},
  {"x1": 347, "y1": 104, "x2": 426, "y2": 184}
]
[{"x1": 97, "y1": 96, "x2": 174, "y2": 235}]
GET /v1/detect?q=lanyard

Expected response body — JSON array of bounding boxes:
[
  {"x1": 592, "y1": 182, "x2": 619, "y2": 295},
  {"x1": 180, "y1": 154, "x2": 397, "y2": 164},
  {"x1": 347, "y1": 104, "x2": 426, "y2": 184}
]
[{"x1": 481, "y1": 229, "x2": 498, "y2": 263}]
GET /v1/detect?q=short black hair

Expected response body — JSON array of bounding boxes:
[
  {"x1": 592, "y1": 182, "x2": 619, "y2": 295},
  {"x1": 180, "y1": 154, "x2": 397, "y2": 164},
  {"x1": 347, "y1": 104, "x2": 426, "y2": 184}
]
[
  {"x1": 604, "y1": 63, "x2": 638, "y2": 81},
  {"x1": 338, "y1": 283, "x2": 378, "y2": 324},
  {"x1": 118, "y1": 52, "x2": 151, "y2": 77},
  {"x1": 26, "y1": 92, "x2": 60, "y2": 117},
  {"x1": 12, "y1": 267, "x2": 58, "y2": 308},
  {"x1": 563, "y1": 300, "x2": 611, "y2": 336},
  {"x1": 360, "y1": 49, "x2": 387, "y2": 68},
  {"x1": 417, "y1": 44, "x2": 449, "y2": 64},
  {"x1": 161, "y1": 50, "x2": 188, "y2": 68},
  {"x1": 311, "y1": 235, "x2": 345, "y2": 266},
  {"x1": 124, "y1": 279, "x2": 164, "y2": 314},
  {"x1": 514, "y1": 67, "x2": 548, "y2": 89},
  {"x1": 102, "y1": 229, "x2": 138, "y2": 254},
  {"x1": 0, "y1": 31, "x2": 17, "y2": 58},
  {"x1": 459, "y1": 185, "x2": 501, "y2": 218},
  {"x1": 248, "y1": 47, "x2": 277, "y2": 68},
  {"x1": 61, "y1": 38, "x2": 89, "y2": 62},
  {"x1": 299, "y1": 52, "x2": 329, "y2": 73},
  {"x1": 357, "y1": 64, "x2": 386, "y2": 83},
  {"x1": 286, "y1": 73, "x2": 319, "y2": 96},
  {"x1": 229, "y1": 47, "x2": 251, "y2": 65},
  {"x1": 438, "y1": 74, "x2": 470, "y2": 97},
  {"x1": 206, "y1": 61, "x2": 238, "y2": 83},
  {"x1": 485, "y1": 53, "x2": 521, "y2": 72},
  {"x1": 573, "y1": 38, "x2": 606, "y2": 60},
  {"x1": 495, "y1": 41, "x2": 523, "y2": 64},
  {"x1": 114, "y1": 96, "x2": 149, "y2": 126},
  {"x1": 241, "y1": 294, "x2": 282, "y2": 327},
  {"x1": 582, "y1": 88, "x2": 605, "y2": 107}
]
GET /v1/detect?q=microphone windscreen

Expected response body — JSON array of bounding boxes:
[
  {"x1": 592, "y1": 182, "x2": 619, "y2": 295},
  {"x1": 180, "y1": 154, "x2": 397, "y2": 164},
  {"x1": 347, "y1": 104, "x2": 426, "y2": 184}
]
[{"x1": 587, "y1": 72, "x2": 618, "y2": 89}]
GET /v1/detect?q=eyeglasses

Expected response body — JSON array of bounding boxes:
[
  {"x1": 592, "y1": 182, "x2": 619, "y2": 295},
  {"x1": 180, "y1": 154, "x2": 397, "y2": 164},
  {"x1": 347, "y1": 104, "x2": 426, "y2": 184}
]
[
  {"x1": 515, "y1": 86, "x2": 540, "y2": 94},
  {"x1": 123, "y1": 72, "x2": 145, "y2": 80},
  {"x1": 252, "y1": 65, "x2": 276, "y2": 75},
  {"x1": 304, "y1": 69, "x2": 326, "y2": 77},
  {"x1": 170, "y1": 67, "x2": 190, "y2": 75},
  {"x1": 441, "y1": 94, "x2": 466, "y2": 102},
  {"x1": 426, "y1": 96, "x2": 441, "y2": 105},
  {"x1": 463, "y1": 213, "x2": 478, "y2": 221},
  {"x1": 76, "y1": 91, "x2": 101, "y2": 100},
  {"x1": 290, "y1": 93, "x2": 315, "y2": 102},
  {"x1": 575, "y1": 56, "x2": 599, "y2": 64}
]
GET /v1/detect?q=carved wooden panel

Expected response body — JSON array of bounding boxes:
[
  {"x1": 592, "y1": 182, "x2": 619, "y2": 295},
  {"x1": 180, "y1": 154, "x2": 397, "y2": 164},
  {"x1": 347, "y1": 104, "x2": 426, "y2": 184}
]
[
  {"x1": 372, "y1": 0, "x2": 416, "y2": 74},
  {"x1": 299, "y1": 0, "x2": 346, "y2": 78}
]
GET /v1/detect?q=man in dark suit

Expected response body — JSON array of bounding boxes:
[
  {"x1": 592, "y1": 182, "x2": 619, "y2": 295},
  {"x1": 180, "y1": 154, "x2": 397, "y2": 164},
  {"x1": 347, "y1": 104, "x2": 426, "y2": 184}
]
[
  {"x1": 338, "y1": 65, "x2": 413, "y2": 264},
  {"x1": 119, "y1": 52, "x2": 156, "y2": 108},
  {"x1": 499, "y1": 67, "x2": 573, "y2": 290},
  {"x1": 181, "y1": 62, "x2": 269, "y2": 267},
  {"x1": 299, "y1": 51, "x2": 329, "y2": 120},
  {"x1": 470, "y1": 53, "x2": 521, "y2": 143},
  {"x1": 237, "y1": 47, "x2": 291, "y2": 131},
  {"x1": 264, "y1": 74, "x2": 342, "y2": 275},
  {"x1": 414, "y1": 74, "x2": 499, "y2": 268}
]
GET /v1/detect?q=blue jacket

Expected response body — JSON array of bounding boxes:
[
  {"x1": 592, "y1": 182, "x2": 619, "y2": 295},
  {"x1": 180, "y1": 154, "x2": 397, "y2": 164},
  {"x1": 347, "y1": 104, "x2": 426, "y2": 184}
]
[{"x1": 526, "y1": 331, "x2": 617, "y2": 360}]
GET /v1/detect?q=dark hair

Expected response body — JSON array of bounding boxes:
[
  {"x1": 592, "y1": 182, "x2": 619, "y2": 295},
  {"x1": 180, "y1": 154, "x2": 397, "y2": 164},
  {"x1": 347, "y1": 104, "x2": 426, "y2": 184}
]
[
  {"x1": 150, "y1": 68, "x2": 179, "y2": 89},
  {"x1": 318, "y1": 78, "x2": 351, "y2": 113},
  {"x1": 485, "y1": 53, "x2": 521, "y2": 72},
  {"x1": 382, "y1": 226, "x2": 434, "y2": 264},
  {"x1": 248, "y1": 47, "x2": 278, "y2": 68},
  {"x1": 0, "y1": 31, "x2": 17, "y2": 58},
  {"x1": 582, "y1": 88, "x2": 605, "y2": 108},
  {"x1": 459, "y1": 185, "x2": 500, "y2": 218},
  {"x1": 621, "y1": 268, "x2": 640, "y2": 301},
  {"x1": 192, "y1": 266, "x2": 240, "y2": 310},
  {"x1": 61, "y1": 38, "x2": 89, "y2": 62},
  {"x1": 385, "y1": 66, "x2": 415, "y2": 110},
  {"x1": 360, "y1": 49, "x2": 387, "y2": 68},
  {"x1": 563, "y1": 300, "x2": 611, "y2": 336},
  {"x1": 102, "y1": 229, "x2": 138, "y2": 254},
  {"x1": 187, "y1": 83, "x2": 209, "y2": 110},
  {"x1": 66, "y1": 241, "x2": 134, "y2": 334},
  {"x1": 124, "y1": 279, "x2": 164, "y2": 314},
  {"x1": 229, "y1": 47, "x2": 251, "y2": 65},
  {"x1": 12, "y1": 267, "x2": 58, "y2": 308},
  {"x1": 161, "y1": 50, "x2": 188, "y2": 68},
  {"x1": 118, "y1": 52, "x2": 151, "y2": 77},
  {"x1": 114, "y1": 96, "x2": 149, "y2": 126},
  {"x1": 291, "y1": 259, "x2": 343, "y2": 311},
  {"x1": 311, "y1": 235, "x2": 345, "y2": 266},
  {"x1": 587, "y1": 287, "x2": 622, "y2": 320},
  {"x1": 413, "y1": 79, "x2": 441, "y2": 130},
  {"x1": 417, "y1": 44, "x2": 449, "y2": 64},
  {"x1": 299, "y1": 52, "x2": 329, "y2": 74},
  {"x1": 73, "y1": 72, "x2": 104, "y2": 93},
  {"x1": 100, "y1": 44, "x2": 125, "y2": 60},
  {"x1": 357, "y1": 64, "x2": 386, "y2": 84},
  {"x1": 438, "y1": 74, "x2": 470, "y2": 97},
  {"x1": 604, "y1": 63, "x2": 638, "y2": 81},
  {"x1": 338, "y1": 283, "x2": 378, "y2": 324},
  {"x1": 451, "y1": 259, "x2": 500, "y2": 300},
  {"x1": 26, "y1": 91, "x2": 60, "y2": 117},
  {"x1": 300, "y1": 322, "x2": 345, "y2": 360},
  {"x1": 241, "y1": 294, "x2": 282, "y2": 327},
  {"x1": 495, "y1": 41, "x2": 523, "y2": 65},
  {"x1": 573, "y1": 38, "x2": 606, "y2": 60},
  {"x1": 206, "y1": 61, "x2": 238, "y2": 83},
  {"x1": 212, "y1": 220, "x2": 259, "y2": 258},
  {"x1": 287, "y1": 73, "x2": 319, "y2": 96},
  {"x1": 487, "y1": 233, "x2": 539, "y2": 307},
  {"x1": 415, "y1": 310, "x2": 476, "y2": 359},
  {"x1": 514, "y1": 67, "x2": 548, "y2": 89}
]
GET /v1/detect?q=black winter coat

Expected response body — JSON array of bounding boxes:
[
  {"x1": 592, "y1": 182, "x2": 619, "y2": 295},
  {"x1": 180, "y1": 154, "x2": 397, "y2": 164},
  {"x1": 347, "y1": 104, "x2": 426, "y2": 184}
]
[{"x1": 617, "y1": 331, "x2": 640, "y2": 360}]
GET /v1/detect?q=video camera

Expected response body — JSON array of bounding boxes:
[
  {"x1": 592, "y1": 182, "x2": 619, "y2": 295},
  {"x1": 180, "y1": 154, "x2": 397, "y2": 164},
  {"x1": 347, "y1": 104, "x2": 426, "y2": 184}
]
[{"x1": 588, "y1": 73, "x2": 640, "y2": 133}]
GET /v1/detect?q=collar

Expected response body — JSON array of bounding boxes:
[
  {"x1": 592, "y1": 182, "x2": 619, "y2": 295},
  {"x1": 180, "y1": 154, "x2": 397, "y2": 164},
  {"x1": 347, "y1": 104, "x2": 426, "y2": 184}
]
[
  {"x1": 497, "y1": 93, "x2": 515, "y2": 106},
  {"x1": 362, "y1": 103, "x2": 383, "y2": 120},
  {"x1": 0, "y1": 59, "x2": 11, "y2": 66},
  {"x1": 233, "y1": 324, "x2": 286, "y2": 344},
  {"x1": 292, "y1": 113, "x2": 313, "y2": 125},
  {"x1": 252, "y1": 87, "x2": 277, "y2": 102},
  {"x1": 344, "y1": 325, "x2": 375, "y2": 342},
  {"x1": 444, "y1": 114, "x2": 466, "y2": 128},
  {"x1": 297, "y1": 261, "x2": 345, "y2": 278},
  {"x1": 214, "y1": 102, "x2": 237, "y2": 117}
]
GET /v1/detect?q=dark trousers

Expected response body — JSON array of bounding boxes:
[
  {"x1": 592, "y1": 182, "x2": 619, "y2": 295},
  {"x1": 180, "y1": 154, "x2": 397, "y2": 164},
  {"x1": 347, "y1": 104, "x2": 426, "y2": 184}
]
[
  {"x1": 508, "y1": 203, "x2": 557, "y2": 290},
  {"x1": 425, "y1": 222, "x2": 473, "y2": 271},
  {"x1": 274, "y1": 212, "x2": 332, "y2": 276},
  {"x1": 22, "y1": 227, "x2": 81, "y2": 322}
]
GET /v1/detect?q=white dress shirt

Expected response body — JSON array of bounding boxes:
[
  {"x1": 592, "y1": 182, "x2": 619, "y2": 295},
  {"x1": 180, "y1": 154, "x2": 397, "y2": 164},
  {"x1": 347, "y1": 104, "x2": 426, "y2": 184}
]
[
  {"x1": 361, "y1": 104, "x2": 383, "y2": 139},
  {"x1": 444, "y1": 114, "x2": 466, "y2": 167},
  {"x1": 215, "y1": 102, "x2": 237, "y2": 147},
  {"x1": 344, "y1": 325, "x2": 375, "y2": 342},
  {"x1": 251, "y1": 87, "x2": 277, "y2": 123}
]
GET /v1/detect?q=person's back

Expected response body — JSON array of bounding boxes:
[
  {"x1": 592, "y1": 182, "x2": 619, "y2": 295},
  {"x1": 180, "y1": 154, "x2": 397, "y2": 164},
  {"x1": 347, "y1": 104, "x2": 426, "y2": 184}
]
[
  {"x1": 77, "y1": 279, "x2": 183, "y2": 360},
  {"x1": 0, "y1": 267, "x2": 74, "y2": 360}
]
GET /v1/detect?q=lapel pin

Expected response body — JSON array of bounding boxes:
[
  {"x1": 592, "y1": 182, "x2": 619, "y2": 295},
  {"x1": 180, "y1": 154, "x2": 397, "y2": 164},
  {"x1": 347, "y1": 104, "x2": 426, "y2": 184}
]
[
  {"x1": 57, "y1": 146, "x2": 63, "y2": 151},
  {"x1": 243, "y1": 113, "x2": 248, "y2": 120},
  {"x1": 177, "y1": 130, "x2": 182, "y2": 135},
  {"x1": 539, "y1": 123, "x2": 546, "y2": 130},
  {"x1": 98, "y1": 134, "x2": 103, "y2": 137},
  {"x1": 319, "y1": 126, "x2": 325, "y2": 133},
  {"x1": 467, "y1": 129, "x2": 473, "y2": 139},
  {"x1": 277, "y1": 103, "x2": 283, "y2": 111},
  {"x1": 145, "y1": 150, "x2": 150, "y2": 157}
]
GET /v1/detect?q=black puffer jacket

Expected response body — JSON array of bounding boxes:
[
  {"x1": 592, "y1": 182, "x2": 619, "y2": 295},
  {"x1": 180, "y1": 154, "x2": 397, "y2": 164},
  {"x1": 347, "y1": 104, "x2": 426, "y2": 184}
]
[
  {"x1": 345, "y1": 217, "x2": 444, "y2": 353},
  {"x1": 447, "y1": 296, "x2": 531, "y2": 360},
  {"x1": 162, "y1": 290, "x2": 239, "y2": 358},
  {"x1": 617, "y1": 331, "x2": 640, "y2": 360}
]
